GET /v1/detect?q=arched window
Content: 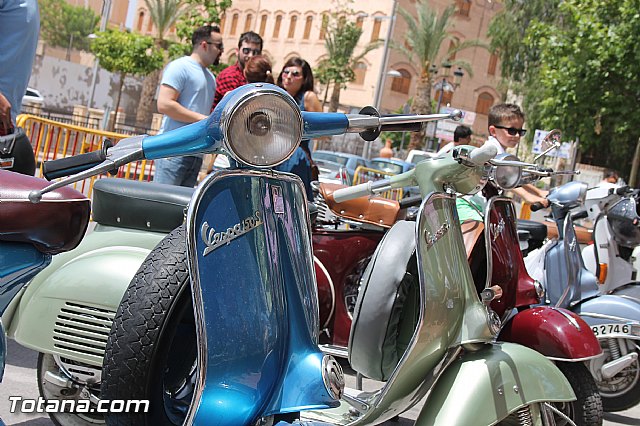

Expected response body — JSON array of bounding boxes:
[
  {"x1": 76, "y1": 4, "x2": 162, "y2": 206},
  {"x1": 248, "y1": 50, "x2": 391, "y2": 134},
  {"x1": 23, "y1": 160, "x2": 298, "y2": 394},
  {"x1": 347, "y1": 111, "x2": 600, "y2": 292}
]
[
  {"x1": 244, "y1": 14, "x2": 253, "y2": 32},
  {"x1": 319, "y1": 14, "x2": 329, "y2": 39},
  {"x1": 391, "y1": 69, "x2": 412, "y2": 94},
  {"x1": 259, "y1": 15, "x2": 267, "y2": 37},
  {"x1": 371, "y1": 17, "x2": 382, "y2": 41},
  {"x1": 356, "y1": 16, "x2": 364, "y2": 29},
  {"x1": 219, "y1": 14, "x2": 226, "y2": 33},
  {"x1": 353, "y1": 62, "x2": 367, "y2": 85},
  {"x1": 273, "y1": 15, "x2": 282, "y2": 38},
  {"x1": 146, "y1": 18, "x2": 153, "y2": 33},
  {"x1": 303, "y1": 16, "x2": 313, "y2": 39},
  {"x1": 476, "y1": 92, "x2": 495, "y2": 115},
  {"x1": 288, "y1": 15, "x2": 297, "y2": 38},
  {"x1": 448, "y1": 38, "x2": 459, "y2": 61},
  {"x1": 455, "y1": 0, "x2": 471, "y2": 17},
  {"x1": 230, "y1": 13, "x2": 239, "y2": 35},
  {"x1": 137, "y1": 11, "x2": 144, "y2": 32},
  {"x1": 488, "y1": 53, "x2": 498, "y2": 76}
]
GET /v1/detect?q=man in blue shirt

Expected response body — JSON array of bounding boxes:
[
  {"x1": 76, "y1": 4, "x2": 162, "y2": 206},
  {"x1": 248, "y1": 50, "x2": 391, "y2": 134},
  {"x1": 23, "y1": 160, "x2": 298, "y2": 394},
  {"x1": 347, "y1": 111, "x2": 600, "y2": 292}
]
[
  {"x1": 153, "y1": 25, "x2": 223, "y2": 187},
  {"x1": 0, "y1": 0, "x2": 39, "y2": 133}
]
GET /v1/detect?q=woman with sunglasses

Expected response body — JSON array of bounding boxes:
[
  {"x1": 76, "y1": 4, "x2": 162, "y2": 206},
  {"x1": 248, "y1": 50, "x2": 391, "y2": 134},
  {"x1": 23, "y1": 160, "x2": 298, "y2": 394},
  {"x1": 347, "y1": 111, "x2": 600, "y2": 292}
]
[
  {"x1": 485, "y1": 103, "x2": 549, "y2": 206},
  {"x1": 274, "y1": 57, "x2": 322, "y2": 199}
]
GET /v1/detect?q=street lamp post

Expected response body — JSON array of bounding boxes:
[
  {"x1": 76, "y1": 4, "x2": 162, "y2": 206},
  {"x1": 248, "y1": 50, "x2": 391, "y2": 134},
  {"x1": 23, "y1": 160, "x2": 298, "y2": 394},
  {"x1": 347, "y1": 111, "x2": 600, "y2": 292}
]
[{"x1": 427, "y1": 63, "x2": 464, "y2": 151}]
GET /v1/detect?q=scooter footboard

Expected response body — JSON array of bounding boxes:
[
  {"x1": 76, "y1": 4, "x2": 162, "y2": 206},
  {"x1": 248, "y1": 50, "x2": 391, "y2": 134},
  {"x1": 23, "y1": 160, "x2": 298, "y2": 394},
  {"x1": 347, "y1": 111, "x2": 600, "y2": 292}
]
[{"x1": 415, "y1": 342, "x2": 574, "y2": 426}]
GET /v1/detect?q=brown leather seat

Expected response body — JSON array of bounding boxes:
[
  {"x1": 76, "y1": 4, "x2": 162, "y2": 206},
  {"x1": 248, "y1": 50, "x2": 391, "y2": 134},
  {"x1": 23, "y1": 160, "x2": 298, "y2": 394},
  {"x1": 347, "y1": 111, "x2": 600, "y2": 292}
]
[
  {"x1": 319, "y1": 182, "x2": 400, "y2": 228},
  {"x1": 0, "y1": 170, "x2": 90, "y2": 254},
  {"x1": 544, "y1": 220, "x2": 592, "y2": 244}
]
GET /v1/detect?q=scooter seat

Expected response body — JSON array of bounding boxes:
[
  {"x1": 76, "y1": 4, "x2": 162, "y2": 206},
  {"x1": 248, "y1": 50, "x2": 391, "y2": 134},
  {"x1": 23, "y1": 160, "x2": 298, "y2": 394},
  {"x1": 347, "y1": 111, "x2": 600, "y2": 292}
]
[
  {"x1": 318, "y1": 182, "x2": 400, "y2": 228},
  {"x1": 92, "y1": 178, "x2": 194, "y2": 233},
  {"x1": 0, "y1": 170, "x2": 90, "y2": 254},
  {"x1": 517, "y1": 219, "x2": 547, "y2": 242}
]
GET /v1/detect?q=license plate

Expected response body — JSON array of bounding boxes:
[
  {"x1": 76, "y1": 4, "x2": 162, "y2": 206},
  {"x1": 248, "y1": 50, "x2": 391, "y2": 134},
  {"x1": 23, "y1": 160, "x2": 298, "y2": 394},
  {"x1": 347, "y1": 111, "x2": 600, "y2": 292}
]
[{"x1": 591, "y1": 323, "x2": 631, "y2": 337}]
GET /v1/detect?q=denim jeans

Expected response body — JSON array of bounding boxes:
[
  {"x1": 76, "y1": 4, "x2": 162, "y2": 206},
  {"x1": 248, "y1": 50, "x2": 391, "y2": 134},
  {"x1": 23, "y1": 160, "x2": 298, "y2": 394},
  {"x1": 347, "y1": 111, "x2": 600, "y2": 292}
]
[{"x1": 153, "y1": 155, "x2": 203, "y2": 188}]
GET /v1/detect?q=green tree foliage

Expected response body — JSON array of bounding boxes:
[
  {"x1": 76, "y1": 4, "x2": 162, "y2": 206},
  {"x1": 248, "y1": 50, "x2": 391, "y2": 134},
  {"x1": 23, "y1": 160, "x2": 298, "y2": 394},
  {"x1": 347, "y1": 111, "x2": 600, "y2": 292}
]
[
  {"x1": 518, "y1": 0, "x2": 640, "y2": 178},
  {"x1": 175, "y1": 0, "x2": 232, "y2": 47},
  {"x1": 90, "y1": 30, "x2": 164, "y2": 129},
  {"x1": 395, "y1": 1, "x2": 484, "y2": 151},
  {"x1": 39, "y1": 0, "x2": 98, "y2": 51},
  {"x1": 316, "y1": 1, "x2": 381, "y2": 112}
]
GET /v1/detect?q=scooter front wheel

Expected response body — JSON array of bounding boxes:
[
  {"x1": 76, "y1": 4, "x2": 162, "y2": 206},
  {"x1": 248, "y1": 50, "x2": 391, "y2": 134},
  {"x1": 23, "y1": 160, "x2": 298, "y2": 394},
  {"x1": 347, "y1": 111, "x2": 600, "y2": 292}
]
[{"x1": 589, "y1": 338, "x2": 640, "y2": 412}]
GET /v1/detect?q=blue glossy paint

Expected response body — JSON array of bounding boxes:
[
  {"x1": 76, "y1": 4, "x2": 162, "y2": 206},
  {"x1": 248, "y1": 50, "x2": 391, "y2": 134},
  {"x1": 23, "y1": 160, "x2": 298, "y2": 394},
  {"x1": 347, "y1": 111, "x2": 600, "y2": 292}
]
[
  {"x1": 142, "y1": 118, "x2": 220, "y2": 160},
  {"x1": 186, "y1": 171, "x2": 337, "y2": 425},
  {"x1": 302, "y1": 112, "x2": 349, "y2": 139},
  {"x1": 0, "y1": 242, "x2": 50, "y2": 381}
]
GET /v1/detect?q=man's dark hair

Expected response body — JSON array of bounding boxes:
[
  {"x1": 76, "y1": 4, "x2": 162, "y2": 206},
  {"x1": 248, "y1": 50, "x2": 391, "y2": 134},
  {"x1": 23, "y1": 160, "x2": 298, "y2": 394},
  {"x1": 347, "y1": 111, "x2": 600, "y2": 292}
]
[
  {"x1": 604, "y1": 169, "x2": 619, "y2": 179},
  {"x1": 488, "y1": 103, "x2": 525, "y2": 127},
  {"x1": 454, "y1": 125, "x2": 472, "y2": 142},
  {"x1": 191, "y1": 25, "x2": 221, "y2": 47},
  {"x1": 277, "y1": 57, "x2": 315, "y2": 95},
  {"x1": 238, "y1": 31, "x2": 263, "y2": 51}
]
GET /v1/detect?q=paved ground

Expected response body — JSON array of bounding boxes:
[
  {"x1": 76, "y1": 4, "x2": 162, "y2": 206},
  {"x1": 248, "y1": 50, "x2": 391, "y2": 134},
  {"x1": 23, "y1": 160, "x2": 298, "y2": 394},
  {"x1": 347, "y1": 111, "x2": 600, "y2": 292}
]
[{"x1": 0, "y1": 340, "x2": 638, "y2": 425}]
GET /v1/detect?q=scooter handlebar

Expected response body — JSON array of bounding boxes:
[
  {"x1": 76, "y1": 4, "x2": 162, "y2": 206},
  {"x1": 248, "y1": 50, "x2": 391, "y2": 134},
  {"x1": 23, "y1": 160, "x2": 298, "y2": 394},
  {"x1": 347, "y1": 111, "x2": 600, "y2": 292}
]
[
  {"x1": 530, "y1": 202, "x2": 546, "y2": 212},
  {"x1": 43, "y1": 139, "x2": 114, "y2": 180},
  {"x1": 333, "y1": 182, "x2": 375, "y2": 203},
  {"x1": 468, "y1": 144, "x2": 498, "y2": 166}
]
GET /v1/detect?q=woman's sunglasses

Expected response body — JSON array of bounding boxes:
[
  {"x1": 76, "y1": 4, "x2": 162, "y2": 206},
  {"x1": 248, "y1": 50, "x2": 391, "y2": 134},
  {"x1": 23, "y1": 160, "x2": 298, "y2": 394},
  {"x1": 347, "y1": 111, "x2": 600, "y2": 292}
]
[
  {"x1": 282, "y1": 69, "x2": 302, "y2": 78},
  {"x1": 494, "y1": 125, "x2": 527, "y2": 137}
]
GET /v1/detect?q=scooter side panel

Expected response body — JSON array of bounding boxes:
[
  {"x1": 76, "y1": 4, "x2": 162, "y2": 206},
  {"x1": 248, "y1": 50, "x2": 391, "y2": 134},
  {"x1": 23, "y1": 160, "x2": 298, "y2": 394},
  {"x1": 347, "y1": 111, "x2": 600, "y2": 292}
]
[
  {"x1": 415, "y1": 342, "x2": 575, "y2": 426},
  {"x1": 498, "y1": 307, "x2": 602, "y2": 360},
  {"x1": 5, "y1": 227, "x2": 165, "y2": 367},
  {"x1": 574, "y1": 294, "x2": 640, "y2": 337},
  {"x1": 186, "y1": 171, "x2": 336, "y2": 426},
  {"x1": 610, "y1": 282, "x2": 640, "y2": 304}
]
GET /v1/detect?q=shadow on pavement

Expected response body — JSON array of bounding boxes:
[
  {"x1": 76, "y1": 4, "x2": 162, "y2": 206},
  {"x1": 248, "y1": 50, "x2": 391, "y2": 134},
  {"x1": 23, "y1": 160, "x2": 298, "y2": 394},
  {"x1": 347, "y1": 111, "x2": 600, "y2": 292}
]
[{"x1": 603, "y1": 412, "x2": 639, "y2": 425}]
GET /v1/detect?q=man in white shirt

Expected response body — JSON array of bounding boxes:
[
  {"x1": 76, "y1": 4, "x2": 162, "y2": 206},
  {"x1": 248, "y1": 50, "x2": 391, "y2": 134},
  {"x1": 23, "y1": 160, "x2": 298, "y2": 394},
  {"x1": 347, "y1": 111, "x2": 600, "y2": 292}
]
[{"x1": 437, "y1": 125, "x2": 472, "y2": 154}]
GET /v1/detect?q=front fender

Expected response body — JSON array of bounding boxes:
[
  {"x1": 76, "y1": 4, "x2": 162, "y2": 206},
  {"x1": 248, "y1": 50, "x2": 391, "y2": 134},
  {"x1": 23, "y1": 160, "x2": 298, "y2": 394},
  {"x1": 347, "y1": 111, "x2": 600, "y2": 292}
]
[
  {"x1": 416, "y1": 342, "x2": 574, "y2": 426},
  {"x1": 7, "y1": 227, "x2": 165, "y2": 367},
  {"x1": 574, "y1": 294, "x2": 640, "y2": 338},
  {"x1": 610, "y1": 282, "x2": 640, "y2": 304},
  {"x1": 498, "y1": 307, "x2": 602, "y2": 360}
]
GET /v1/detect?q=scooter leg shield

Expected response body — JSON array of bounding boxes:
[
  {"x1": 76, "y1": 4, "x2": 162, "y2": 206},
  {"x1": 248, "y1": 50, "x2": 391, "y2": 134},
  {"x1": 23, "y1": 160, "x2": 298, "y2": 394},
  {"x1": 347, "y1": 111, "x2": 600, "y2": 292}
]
[
  {"x1": 415, "y1": 342, "x2": 575, "y2": 426},
  {"x1": 498, "y1": 306, "x2": 602, "y2": 360}
]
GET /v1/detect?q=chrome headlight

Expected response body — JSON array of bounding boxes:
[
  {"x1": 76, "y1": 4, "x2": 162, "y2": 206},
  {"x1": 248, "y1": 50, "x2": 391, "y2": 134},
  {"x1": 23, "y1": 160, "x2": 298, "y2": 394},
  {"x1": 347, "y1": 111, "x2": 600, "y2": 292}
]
[
  {"x1": 220, "y1": 84, "x2": 303, "y2": 168},
  {"x1": 491, "y1": 154, "x2": 522, "y2": 190}
]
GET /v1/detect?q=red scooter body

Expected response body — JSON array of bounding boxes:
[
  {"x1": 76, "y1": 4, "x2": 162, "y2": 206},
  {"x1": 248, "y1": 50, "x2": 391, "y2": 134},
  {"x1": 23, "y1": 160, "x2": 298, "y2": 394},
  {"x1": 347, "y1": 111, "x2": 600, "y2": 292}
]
[{"x1": 478, "y1": 187, "x2": 601, "y2": 360}]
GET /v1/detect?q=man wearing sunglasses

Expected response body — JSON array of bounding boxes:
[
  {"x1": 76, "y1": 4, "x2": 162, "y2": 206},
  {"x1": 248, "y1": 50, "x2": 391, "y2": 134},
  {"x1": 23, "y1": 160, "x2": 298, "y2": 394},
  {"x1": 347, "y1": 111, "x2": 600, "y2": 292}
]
[
  {"x1": 485, "y1": 103, "x2": 549, "y2": 206},
  {"x1": 212, "y1": 31, "x2": 263, "y2": 109}
]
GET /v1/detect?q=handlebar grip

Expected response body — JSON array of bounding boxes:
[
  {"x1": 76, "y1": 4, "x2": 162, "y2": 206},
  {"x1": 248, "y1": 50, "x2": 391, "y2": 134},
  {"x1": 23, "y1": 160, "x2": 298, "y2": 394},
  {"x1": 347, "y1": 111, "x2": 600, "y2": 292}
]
[
  {"x1": 614, "y1": 185, "x2": 630, "y2": 195},
  {"x1": 333, "y1": 183, "x2": 372, "y2": 203},
  {"x1": 530, "y1": 202, "x2": 546, "y2": 212},
  {"x1": 399, "y1": 195, "x2": 422, "y2": 209},
  {"x1": 43, "y1": 139, "x2": 113, "y2": 180},
  {"x1": 469, "y1": 144, "x2": 498, "y2": 166},
  {"x1": 572, "y1": 210, "x2": 589, "y2": 220},
  {"x1": 379, "y1": 116, "x2": 423, "y2": 132}
]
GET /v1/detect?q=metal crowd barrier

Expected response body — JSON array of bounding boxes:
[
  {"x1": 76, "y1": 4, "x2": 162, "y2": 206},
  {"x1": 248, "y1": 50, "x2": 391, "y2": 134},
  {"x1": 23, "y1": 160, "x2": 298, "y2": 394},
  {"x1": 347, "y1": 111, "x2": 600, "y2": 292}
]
[
  {"x1": 16, "y1": 114, "x2": 154, "y2": 197},
  {"x1": 352, "y1": 166, "x2": 404, "y2": 201}
]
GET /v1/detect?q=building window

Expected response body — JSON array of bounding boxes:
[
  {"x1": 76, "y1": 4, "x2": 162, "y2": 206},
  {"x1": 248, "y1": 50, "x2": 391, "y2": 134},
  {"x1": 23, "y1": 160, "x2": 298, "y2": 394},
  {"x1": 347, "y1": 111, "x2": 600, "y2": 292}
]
[
  {"x1": 303, "y1": 16, "x2": 313, "y2": 39},
  {"x1": 455, "y1": 0, "x2": 471, "y2": 17},
  {"x1": 288, "y1": 15, "x2": 297, "y2": 38},
  {"x1": 356, "y1": 16, "x2": 364, "y2": 29},
  {"x1": 319, "y1": 14, "x2": 329, "y2": 39},
  {"x1": 391, "y1": 69, "x2": 412, "y2": 94},
  {"x1": 137, "y1": 11, "x2": 144, "y2": 31},
  {"x1": 219, "y1": 14, "x2": 226, "y2": 33},
  {"x1": 476, "y1": 92, "x2": 494, "y2": 115},
  {"x1": 353, "y1": 62, "x2": 367, "y2": 85},
  {"x1": 371, "y1": 17, "x2": 382, "y2": 41},
  {"x1": 244, "y1": 14, "x2": 253, "y2": 33},
  {"x1": 146, "y1": 16, "x2": 153, "y2": 33},
  {"x1": 259, "y1": 15, "x2": 267, "y2": 37},
  {"x1": 488, "y1": 53, "x2": 498, "y2": 76},
  {"x1": 435, "y1": 88, "x2": 453, "y2": 106},
  {"x1": 273, "y1": 15, "x2": 282, "y2": 38},
  {"x1": 448, "y1": 38, "x2": 459, "y2": 61},
  {"x1": 230, "y1": 13, "x2": 239, "y2": 35}
]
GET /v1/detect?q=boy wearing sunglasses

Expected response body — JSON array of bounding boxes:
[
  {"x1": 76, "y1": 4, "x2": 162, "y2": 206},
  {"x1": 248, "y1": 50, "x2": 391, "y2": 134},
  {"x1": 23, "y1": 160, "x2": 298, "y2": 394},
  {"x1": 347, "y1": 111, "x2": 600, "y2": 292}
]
[
  {"x1": 212, "y1": 31, "x2": 263, "y2": 109},
  {"x1": 485, "y1": 103, "x2": 549, "y2": 206}
]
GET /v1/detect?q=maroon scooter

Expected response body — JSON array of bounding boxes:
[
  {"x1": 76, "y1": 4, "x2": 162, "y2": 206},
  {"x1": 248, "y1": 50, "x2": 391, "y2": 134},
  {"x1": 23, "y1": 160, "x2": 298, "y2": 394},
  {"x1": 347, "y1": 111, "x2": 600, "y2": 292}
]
[{"x1": 466, "y1": 174, "x2": 604, "y2": 425}]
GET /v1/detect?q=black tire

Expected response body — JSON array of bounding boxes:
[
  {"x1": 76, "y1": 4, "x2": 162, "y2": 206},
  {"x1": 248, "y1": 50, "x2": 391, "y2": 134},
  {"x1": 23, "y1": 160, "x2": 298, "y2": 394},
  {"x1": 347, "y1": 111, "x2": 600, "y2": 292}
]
[
  {"x1": 101, "y1": 224, "x2": 196, "y2": 426},
  {"x1": 556, "y1": 362, "x2": 603, "y2": 426}
]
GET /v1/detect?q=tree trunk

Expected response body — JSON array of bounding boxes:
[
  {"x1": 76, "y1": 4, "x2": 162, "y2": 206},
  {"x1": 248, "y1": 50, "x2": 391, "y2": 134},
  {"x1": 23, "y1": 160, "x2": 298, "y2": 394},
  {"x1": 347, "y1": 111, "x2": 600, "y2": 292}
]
[
  {"x1": 328, "y1": 81, "x2": 341, "y2": 113},
  {"x1": 322, "y1": 80, "x2": 331, "y2": 110},
  {"x1": 110, "y1": 72, "x2": 126, "y2": 132},
  {"x1": 135, "y1": 68, "x2": 162, "y2": 130},
  {"x1": 407, "y1": 73, "x2": 433, "y2": 152},
  {"x1": 629, "y1": 137, "x2": 640, "y2": 187}
]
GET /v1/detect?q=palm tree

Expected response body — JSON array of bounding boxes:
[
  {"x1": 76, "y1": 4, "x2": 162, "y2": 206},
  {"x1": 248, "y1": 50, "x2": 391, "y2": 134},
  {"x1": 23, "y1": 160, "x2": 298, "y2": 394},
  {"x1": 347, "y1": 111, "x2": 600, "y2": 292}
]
[
  {"x1": 135, "y1": 0, "x2": 186, "y2": 128},
  {"x1": 395, "y1": 1, "x2": 485, "y2": 151},
  {"x1": 319, "y1": 15, "x2": 382, "y2": 112}
]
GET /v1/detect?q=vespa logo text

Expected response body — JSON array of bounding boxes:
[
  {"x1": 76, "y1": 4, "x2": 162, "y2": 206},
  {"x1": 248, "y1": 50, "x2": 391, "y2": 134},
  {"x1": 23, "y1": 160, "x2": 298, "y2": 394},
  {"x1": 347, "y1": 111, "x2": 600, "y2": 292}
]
[
  {"x1": 424, "y1": 221, "x2": 450, "y2": 249},
  {"x1": 201, "y1": 211, "x2": 264, "y2": 256},
  {"x1": 490, "y1": 218, "x2": 505, "y2": 242}
]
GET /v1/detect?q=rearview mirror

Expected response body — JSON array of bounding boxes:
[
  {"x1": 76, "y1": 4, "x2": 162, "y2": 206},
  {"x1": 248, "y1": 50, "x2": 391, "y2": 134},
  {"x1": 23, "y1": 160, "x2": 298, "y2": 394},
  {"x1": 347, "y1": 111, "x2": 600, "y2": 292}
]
[{"x1": 534, "y1": 129, "x2": 562, "y2": 162}]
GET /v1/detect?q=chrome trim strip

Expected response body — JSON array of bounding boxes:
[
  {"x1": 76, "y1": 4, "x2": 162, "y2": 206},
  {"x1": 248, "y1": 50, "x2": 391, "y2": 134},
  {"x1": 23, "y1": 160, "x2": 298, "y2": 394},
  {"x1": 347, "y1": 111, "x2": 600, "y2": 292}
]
[
  {"x1": 615, "y1": 294, "x2": 640, "y2": 305},
  {"x1": 579, "y1": 312, "x2": 640, "y2": 323},
  {"x1": 318, "y1": 344, "x2": 348, "y2": 359},
  {"x1": 550, "y1": 307, "x2": 581, "y2": 331},
  {"x1": 314, "y1": 256, "x2": 336, "y2": 330},
  {"x1": 546, "y1": 354, "x2": 602, "y2": 362}
]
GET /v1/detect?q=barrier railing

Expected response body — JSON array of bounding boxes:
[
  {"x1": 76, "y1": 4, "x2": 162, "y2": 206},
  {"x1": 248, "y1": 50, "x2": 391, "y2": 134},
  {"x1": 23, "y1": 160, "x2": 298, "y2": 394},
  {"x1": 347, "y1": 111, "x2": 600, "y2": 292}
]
[
  {"x1": 16, "y1": 114, "x2": 154, "y2": 197},
  {"x1": 352, "y1": 166, "x2": 403, "y2": 200}
]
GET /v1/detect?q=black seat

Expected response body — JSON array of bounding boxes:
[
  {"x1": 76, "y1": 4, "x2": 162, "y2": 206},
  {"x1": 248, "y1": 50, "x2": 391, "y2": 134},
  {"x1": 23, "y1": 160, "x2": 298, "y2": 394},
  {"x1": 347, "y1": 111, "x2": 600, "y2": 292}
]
[
  {"x1": 516, "y1": 219, "x2": 547, "y2": 242},
  {"x1": 92, "y1": 178, "x2": 194, "y2": 233}
]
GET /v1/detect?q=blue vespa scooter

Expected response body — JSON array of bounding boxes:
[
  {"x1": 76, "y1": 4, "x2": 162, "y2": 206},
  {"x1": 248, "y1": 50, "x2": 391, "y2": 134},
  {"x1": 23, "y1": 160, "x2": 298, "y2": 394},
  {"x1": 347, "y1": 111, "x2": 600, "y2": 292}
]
[{"x1": 30, "y1": 84, "x2": 575, "y2": 426}]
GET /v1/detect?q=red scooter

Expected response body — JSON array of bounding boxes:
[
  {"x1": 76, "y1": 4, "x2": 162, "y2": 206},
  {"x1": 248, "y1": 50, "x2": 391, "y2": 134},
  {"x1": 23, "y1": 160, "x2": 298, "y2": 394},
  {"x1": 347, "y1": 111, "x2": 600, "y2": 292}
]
[{"x1": 466, "y1": 171, "x2": 604, "y2": 425}]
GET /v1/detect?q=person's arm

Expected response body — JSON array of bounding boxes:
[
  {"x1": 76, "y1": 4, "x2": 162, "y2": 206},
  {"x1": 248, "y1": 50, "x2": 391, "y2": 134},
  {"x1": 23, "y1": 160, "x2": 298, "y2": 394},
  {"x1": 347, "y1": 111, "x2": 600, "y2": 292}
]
[
  {"x1": 510, "y1": 184, "x2": 550, "y2": 206},
  {"x1": 157, "y1": 84, "x2": 207, "y2": 124},
  {"x1": 304, "y1": 91, "x2": 323, "y2": 112},
  {"x1": 0, "y1": 93, "x2": 12, "y2": 131}
]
